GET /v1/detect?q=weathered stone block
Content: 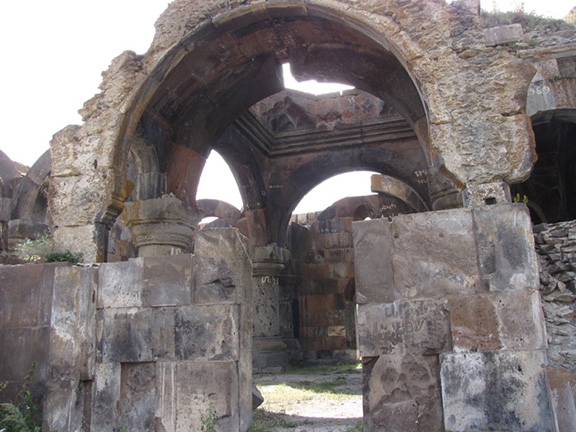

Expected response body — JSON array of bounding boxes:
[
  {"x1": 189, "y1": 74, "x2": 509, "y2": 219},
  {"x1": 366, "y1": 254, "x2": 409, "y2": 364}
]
[
  {"x1": 483, "y1": 24, "x2": 523, "y2": 46},
  {"x1": 473, "y1": 204, "x2": 539, "y2": 291},
  {"x1": 50, "y1": 266, "x2": 97, "y2": 379},
  {"x1": 449, "y1": 291, "x2": 547, "y2": 352},
  {"x1": 364, "y1": 354, "x2": 443, "y2": 431},
  {"x1": 391, "y1": 209, "x2": 483, "y2": 299},
  {"x1": 440, "y1": 350, "x2": 555, "y2": 432},
  {"x1": 117, "y1": 362, "x2": 157, "y2": 431},
  {"x1": 402, "y1": 299, "x2": 452, "y2": 354},
  {"x1": 156, "y1": 361, "x2": 242, "y2": 432},
  {"x1": 91, "y1": 362, "x2": 121, "y2": 432},
  {"x1": 174, "y1": 305, "x2": 239, "y2": 361},
  {"x1": 449, "y1": 294, "x2": 501, "y2": 351},
  {"x1": 547, "y1": 367, "x2": 576, "y2": 432},
  {"x1": 0, "y1": 263, "x2": 56, "y2": 328},
  {"x1": 358, "y1": 303, "x2": 403, "y2": 356},
  {"x1": 358, "y1": 300, "x2": 451, "y2": 357},
  {"x1": 495, "y1": 291, "x2": 547, "y2": 351},
  {"x1": 353, "y1": 219, "x2": 395, "y2": 304},
  {"x1": 193, "y1": 228, "x2": 252, "y2": 306},
  {"x1": 98, "y1": 259, "x2": 144, "y2": 308},
  {"x1": 98, "y1": 308, "x2": 154, "y2": 363},
  {"x1": 142, "y1": 254, "x2": 193, "y2": 307},
  {"x1": 0, "y1": 327, "x2": 50, "y2": 380}
]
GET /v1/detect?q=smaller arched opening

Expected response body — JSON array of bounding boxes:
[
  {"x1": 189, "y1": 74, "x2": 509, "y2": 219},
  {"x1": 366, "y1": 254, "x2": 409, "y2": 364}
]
[{"x1": 512, "y1": 109, "x2": 576, "y2": 224}]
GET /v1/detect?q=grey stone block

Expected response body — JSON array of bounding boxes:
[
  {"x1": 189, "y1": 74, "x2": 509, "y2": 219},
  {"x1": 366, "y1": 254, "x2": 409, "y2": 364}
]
[
  {"x1": 142, "y1": 254, "x2": 193, "y2": 307},
  {"x1": 357, "y1": 303, "x2": 405, "y2": 356},
  {"x1": 175, "y1": 305, "x2": 239, "y2": 361},
  {"x1": 0, "y1": 263, "x2": 57, "y2": 328},
  {"x1": 117, "y1": 362, "x2": 157, "y2": 431},
  {"x1": 193, "y1": 228, "x2": 252, "y2": 306},
  {"x1": 440, "y1": 350, "x2": 555, "y2": 432},
  {"x1": 391, "y1": 209, "x2": 483, "y2": 299},
  {"x1": 50, "y1": 266, "x2": 97, "y2": 379},
  {"x1": 358, "y1": 300, "x2": 451, "y2": 357},
  {"x1": 352, "y1": 219, "x2": 396, "y2": 304},
  {"x1": 91, "y1": 362, "x2": 122, "y2": 431},
  {"x1": 98, "y1": 308, "x2": 154, "y2": 363},
  {"x1": 155, "y1": 361, "x2": 241, "y2": 432},
  {"x1": 473, "y1": 204, "x2": 540, "y2": 291},
  {"x1": 98, "y1": 259, "x2": 144, "y2": 308}
]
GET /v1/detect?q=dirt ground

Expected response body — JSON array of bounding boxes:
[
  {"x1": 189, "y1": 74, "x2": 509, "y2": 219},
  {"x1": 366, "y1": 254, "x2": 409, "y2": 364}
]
[{"x1": 250, "y1": 365, "x2": 363, "y2": 432}]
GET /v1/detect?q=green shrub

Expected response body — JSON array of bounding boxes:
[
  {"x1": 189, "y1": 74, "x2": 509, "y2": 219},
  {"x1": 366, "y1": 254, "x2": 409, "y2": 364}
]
[{"x1": 0, "y1": 364, "x2": 42, "y2": 432}]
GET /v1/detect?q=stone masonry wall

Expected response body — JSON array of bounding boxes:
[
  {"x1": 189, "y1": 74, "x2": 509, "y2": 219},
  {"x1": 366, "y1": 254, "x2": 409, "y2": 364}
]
[
  {"x1": 534, "y1": 220, "x2": 576, "y2": 432},
  {"x1": 300, "y1": 215, "x2": 357, "y2": 363},
  {"x1": 0, "y1": 228, "x2": 253, "y2": 432},
  {"x1": 353, "y1": 204, "x2": 554, "y2": 431}
]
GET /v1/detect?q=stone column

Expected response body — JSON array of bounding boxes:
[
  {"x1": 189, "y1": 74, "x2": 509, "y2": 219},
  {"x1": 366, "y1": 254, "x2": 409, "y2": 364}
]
[
  {"x1": 122, "y1": 196, "x2": 201, "y2": 257},
  {"x1": 252, "y1": 244, "x2": 290, "y2": 372}
]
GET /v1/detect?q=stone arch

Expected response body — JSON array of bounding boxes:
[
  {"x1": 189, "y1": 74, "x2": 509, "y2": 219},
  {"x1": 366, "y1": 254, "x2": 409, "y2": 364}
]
[
  {"x1": 513, "y1": 108, "x2": 576, "y2": 223},
  {"x1": 51, "y1": 0, "x2": 536, "y2": 261},
  {"x1": 268, "y1": 147, "x2": 428, "y2": 245},
  {"x1": 197, "y1": 199, "x2": 242, "y2": 226}
]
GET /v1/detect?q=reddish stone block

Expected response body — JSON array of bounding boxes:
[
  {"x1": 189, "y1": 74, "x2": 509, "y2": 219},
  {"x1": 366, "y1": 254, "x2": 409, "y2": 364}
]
[{"x1": 449, "y1": 295, "x2": 502, "y2": 352}]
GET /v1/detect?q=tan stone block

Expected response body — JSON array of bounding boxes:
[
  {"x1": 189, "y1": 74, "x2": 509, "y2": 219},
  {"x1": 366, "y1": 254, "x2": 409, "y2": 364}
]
[
  {"x1": 449, "y1": 295, "x2": 502, "y2": 352},
  {"x1": 391, "y1": 209, "x2": 483, "y2": 300}
]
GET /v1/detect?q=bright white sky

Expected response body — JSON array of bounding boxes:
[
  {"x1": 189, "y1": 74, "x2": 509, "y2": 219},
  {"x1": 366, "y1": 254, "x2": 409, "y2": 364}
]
[{"x1": 0, "y1": 0, "x2": 572, "y2": 214}]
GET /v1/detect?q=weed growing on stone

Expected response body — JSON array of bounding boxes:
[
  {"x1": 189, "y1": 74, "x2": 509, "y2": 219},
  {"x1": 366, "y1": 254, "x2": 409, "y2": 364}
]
[
  {"x1": 0, "y1": 364, "x2": 42, "y2": 432},
  {"x1": 200, "y1": 402, "x2": 219, "y2": 432},
  {"x1": 15, "y1": 232, "x2": 83, "y2": 263}
]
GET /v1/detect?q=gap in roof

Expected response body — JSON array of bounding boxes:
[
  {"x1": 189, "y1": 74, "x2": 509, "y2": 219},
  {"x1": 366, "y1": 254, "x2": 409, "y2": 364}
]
[{"x1": 282, "y1": 63, "x2": 354, "y2": 96}]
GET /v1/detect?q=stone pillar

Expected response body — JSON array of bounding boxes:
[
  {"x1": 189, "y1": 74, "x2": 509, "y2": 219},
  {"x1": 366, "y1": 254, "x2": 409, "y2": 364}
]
[
  {"x1": 122, "y1": 196, "x2": 201, "y2": 257},
  {"x1": 353, "y1": 204, "x2": 555, "y2": 431},
  {"x1": 252, "y1": 244, "x2": 291, "y2": 372}
]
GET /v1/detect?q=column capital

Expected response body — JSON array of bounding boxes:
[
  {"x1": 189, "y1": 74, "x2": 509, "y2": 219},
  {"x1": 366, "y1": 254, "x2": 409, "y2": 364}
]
[
  {"x1": 122, "y1": 196, "x2": 201, "y2": 256},
  {"x1": 252, "y1": 244, "x2": 290, "y2": 276}
]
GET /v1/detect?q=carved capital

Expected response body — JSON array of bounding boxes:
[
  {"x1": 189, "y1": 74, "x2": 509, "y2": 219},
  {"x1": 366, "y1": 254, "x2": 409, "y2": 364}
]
[
  {"x1": 252, "y1": 244, "x2": 290, "y2": 276},
  {"x1": 122, "y1": 196, "x2": 201, "y2": 256}
]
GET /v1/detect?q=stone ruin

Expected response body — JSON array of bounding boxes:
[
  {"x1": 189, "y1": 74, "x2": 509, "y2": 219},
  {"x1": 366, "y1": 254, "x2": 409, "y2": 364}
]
[{"x1": 1, "y1": 0, "x2": 576, "y2": 430}]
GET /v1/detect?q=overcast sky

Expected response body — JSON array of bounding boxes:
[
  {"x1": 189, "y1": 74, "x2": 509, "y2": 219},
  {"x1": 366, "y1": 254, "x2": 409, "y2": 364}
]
[{"x1": 0, "y1": 0, "x2": 572, "y2": 213}]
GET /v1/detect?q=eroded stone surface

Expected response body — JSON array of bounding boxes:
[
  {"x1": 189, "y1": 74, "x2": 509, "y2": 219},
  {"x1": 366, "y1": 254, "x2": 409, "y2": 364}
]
[
  {"x1": 441, "y1": 351, "x2": 554, "y2": 432},
  {"x1": 364, "y1": 354, "x2": 443, "y2": 432}
]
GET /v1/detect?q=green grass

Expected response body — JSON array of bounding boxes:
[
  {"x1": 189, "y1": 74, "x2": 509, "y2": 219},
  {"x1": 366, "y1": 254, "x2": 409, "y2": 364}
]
[
  {"x1": 248, "y1": 409, "x2": 299, "y2": 432},
  {"x1": 284, "y1": 362, "x2": 361, "y2": 376}
]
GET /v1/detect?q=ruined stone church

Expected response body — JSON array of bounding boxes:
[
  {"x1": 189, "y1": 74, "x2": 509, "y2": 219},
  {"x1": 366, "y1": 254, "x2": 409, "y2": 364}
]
[{"x1": 1, "y1": 0, "x2": 575, "y2": 430}]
